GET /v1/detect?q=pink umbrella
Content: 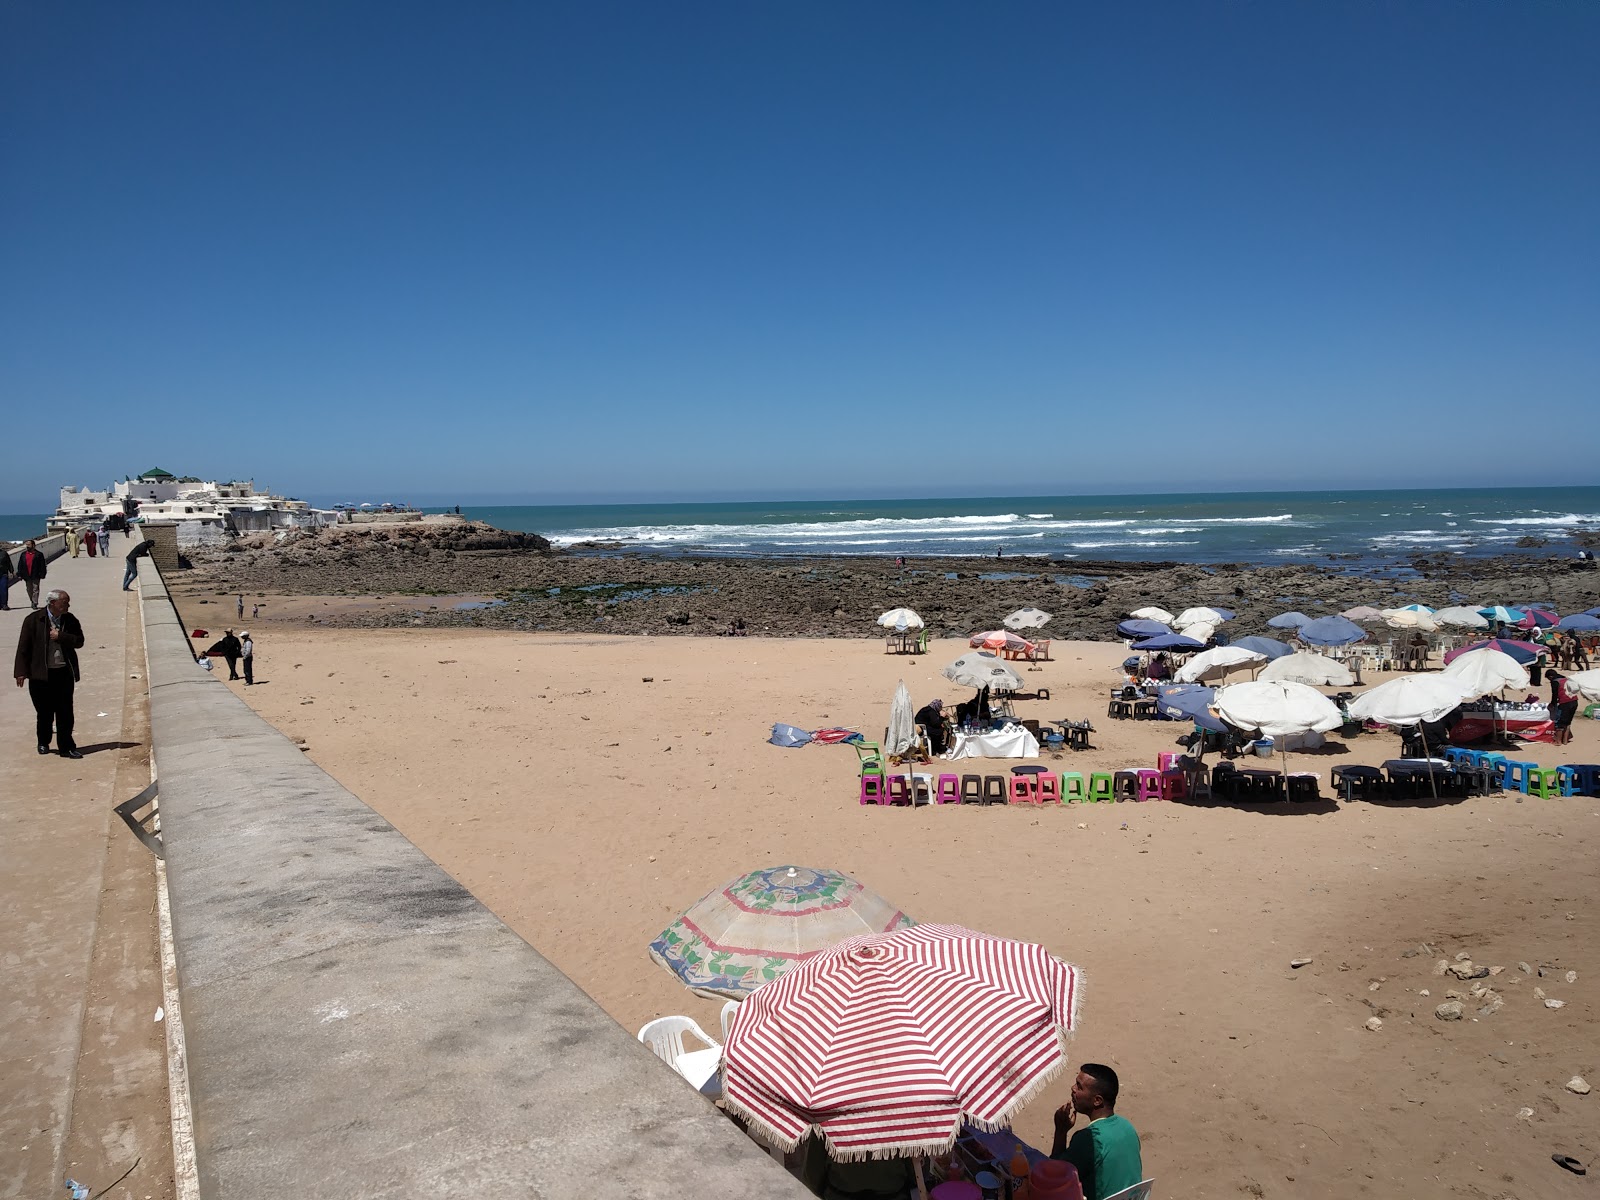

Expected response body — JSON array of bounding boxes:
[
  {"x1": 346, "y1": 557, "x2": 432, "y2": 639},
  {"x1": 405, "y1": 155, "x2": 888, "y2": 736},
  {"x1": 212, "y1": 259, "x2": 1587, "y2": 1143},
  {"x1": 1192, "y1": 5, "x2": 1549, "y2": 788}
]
[
  {"x1": 969, "y1": 630, "x2": 1033, "y2": 653},
  {"x1": 721, "y1": 924, "x2": 1083, "y2": 1162},
  {"x1": 1515, "y1": 608, "x2": 1557, "y2": 630}
]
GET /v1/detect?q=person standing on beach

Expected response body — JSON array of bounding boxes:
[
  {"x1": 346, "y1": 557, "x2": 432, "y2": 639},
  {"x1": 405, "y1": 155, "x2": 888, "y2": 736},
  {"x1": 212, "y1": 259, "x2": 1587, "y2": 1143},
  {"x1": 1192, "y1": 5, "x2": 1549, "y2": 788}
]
[
  {"x1": 123, "y1": 538, "x2": 153, "y2": 590},
  {"x1": 237, "y1": 593, "x2": 244, "y2": 620},
  {"x1": 1548, "y1": 671, "x2": 1579, "y2": 746},
  {"x1": 15, "y1": 588, "x2": 84, "y2": 758},
  {"x1": 0, "y1": 544, "x2": 12, "y2": 610},
  {"x1": 206, "y1": 629, "x2": 243, "y2": 680},
  {"x1": 239, "y1": 630, "x2": 254, "y2": 685},
  {"x1": 17, "y1": 539, "x2": 48, "y2": 608}
]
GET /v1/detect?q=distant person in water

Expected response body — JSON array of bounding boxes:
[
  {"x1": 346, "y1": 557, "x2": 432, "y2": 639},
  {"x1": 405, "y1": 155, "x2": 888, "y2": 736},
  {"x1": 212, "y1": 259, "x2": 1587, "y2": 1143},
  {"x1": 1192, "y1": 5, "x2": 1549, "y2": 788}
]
[{"x1": 996, "y1": 545, "x2": 1004, "y2": 559}]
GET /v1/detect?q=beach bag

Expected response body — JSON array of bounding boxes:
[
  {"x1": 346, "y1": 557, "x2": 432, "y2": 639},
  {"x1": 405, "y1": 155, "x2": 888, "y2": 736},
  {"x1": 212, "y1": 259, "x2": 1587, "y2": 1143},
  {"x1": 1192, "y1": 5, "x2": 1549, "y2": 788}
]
[
  {"x1": 197, "y1": 655, "x2": 213, "y2": 672},
  {"x1": 769, "y1": 723, "x2": 813, "y2": 748}
]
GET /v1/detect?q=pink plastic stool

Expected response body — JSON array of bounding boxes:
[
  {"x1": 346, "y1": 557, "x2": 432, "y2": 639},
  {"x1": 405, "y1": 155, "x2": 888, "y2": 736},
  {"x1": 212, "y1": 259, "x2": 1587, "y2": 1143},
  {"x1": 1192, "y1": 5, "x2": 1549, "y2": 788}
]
[
  {"x1": 860, "y1": 773, "x2": 886, "y2": 805},
  {"x1": 1008, "y1": 774, "x2": 1039, "y2": 804},
  {"x1": 1162, "y1": 768, "x2": 1187, "y2": 800},
  {"x1": 1158, "y1": 751, "x2": 1183, "y2": 773},
  {"x1": 1037, "y1": 773, "x2": 1062, "y2": 804},
  {"x1": 1135, "y1": 768, "x2": 1168, "y2": 802},
  {"x1": 886, "y1": 776, "x2": 914, "y2": 805},
  {"x1": 936, "y1": 774, "x2": 961, "y2": 804}
]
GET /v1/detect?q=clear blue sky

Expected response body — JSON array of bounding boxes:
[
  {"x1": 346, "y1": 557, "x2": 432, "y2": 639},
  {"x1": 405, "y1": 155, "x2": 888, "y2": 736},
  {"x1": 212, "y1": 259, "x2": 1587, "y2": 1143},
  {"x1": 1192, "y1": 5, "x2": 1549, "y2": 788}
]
[{"x1": 2, "y1": 2, "x2": 1596, "y2": 510}]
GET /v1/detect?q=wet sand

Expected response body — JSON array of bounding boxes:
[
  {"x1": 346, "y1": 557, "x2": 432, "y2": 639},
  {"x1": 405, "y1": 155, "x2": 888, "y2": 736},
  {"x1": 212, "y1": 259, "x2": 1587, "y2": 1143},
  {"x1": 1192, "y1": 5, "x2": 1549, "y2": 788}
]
[{"x1": 226, "y1": 628, "x2": 1597, "y2": 1200}]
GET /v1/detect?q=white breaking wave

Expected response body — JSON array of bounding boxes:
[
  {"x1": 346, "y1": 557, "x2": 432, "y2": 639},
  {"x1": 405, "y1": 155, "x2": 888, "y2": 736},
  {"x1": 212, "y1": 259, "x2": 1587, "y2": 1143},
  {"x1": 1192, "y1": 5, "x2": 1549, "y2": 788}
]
[{"x1": 1470, "y1": 513, "x2": 1600, "y2": 526}]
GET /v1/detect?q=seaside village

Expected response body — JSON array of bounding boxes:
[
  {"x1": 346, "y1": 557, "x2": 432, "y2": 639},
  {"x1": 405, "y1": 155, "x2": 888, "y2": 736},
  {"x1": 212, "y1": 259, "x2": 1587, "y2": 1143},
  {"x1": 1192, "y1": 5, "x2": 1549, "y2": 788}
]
[{"x1": 9, "y1": 498, "x2": 1599, "y2": 1200}]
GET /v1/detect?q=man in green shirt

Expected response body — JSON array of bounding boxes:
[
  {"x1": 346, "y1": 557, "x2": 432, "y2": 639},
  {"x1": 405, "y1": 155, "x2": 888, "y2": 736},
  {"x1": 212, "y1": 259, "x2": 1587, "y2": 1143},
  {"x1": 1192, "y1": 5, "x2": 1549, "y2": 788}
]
[{"x1": 1050, "y1": 1063, "x2": 1143, "y2": 1200}]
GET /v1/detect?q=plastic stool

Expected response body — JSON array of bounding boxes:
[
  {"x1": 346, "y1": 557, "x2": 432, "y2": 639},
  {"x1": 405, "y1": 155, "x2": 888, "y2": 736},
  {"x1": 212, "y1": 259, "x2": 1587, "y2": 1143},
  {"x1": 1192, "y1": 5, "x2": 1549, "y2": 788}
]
[
  {"x1": 1443, "y1": 747, "x2": 1472, "y2": 767},
  {"x1": 959, "y1": 774, "x2": 983, "y2": 804},
  {"x1": 982, "y1": 775, "x2": 1007, "y2": 805},
  {"x1": 1162, "y1": 768, "x2": 1188, "y2": 800},
  {"x1": 860, "y1": 772, "x2": 886, "y2": 805},
  {"x1": 1061, "y1": 772, "x2": 1086, "y2": 803},
  {"x1": 1113, "y1": 770, "x2": 1140, "y2": 801},
  {"x1": 1503, "y1": 760, "x2": 1536, "y2": 793},
  {"x1": 1157, "y1": 752, "x2": 1183, "y2": 773},
  {"x1": 1554, "y1": 766, "x2": 1580, "y2": 797},
  {"x1": 1087, "y1": 773, "x2": 1114, "y2": 803},
  {"x1": 1008, "y1": 774, "x2": 1039, "y2": 804},
  {"x1": 911, "y1": 773, "x2": 934, "y2": 805},
  {"x1": 1566, "y1": 764, "x2": 1600, "y2": 796},
  {"x1": 1037, "y1": 774, "x2": 1061, "y2": 804},
  {"x1": 886, "y1": 776, "x2": 914, "y2": 805},
  {"x1": 1135, "y1": 769, "x2": 1165, "y2": 802},
  {"x1": 936, "y1": 774, "x2": 961, "y2": 804},
  {"x1": 1287, "y1": 773, "x2": 1320, "y2": 802},
  {"x1": 1528, "y1": 768, "x2": 1560, "y2": 799}
]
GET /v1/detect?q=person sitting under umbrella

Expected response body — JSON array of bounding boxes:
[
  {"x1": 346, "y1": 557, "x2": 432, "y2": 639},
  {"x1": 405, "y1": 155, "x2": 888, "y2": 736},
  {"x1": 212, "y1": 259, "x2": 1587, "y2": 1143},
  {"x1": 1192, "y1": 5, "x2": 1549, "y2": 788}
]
[
  {"x1": 914, "y1": 697, "x2": 950, "y2": 755},
  {"x1": 1051, "y1": 1064, "x2": 1144, "y2": 1200}
]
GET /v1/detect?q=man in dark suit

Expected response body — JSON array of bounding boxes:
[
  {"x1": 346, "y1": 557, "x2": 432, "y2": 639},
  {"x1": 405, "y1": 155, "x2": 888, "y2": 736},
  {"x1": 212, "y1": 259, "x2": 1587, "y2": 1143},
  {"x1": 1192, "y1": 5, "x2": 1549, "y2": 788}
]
[{"x1": 14, "y1": 588, "x2": 85, "y2": 758}]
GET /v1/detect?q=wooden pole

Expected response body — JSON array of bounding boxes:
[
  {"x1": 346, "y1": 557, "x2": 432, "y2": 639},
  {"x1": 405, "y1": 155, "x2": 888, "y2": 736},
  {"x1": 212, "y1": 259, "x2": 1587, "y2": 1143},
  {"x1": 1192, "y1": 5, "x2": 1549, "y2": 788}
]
[{"x1": 913, "y1": 1153, "x2": 930, "y2": 1200}]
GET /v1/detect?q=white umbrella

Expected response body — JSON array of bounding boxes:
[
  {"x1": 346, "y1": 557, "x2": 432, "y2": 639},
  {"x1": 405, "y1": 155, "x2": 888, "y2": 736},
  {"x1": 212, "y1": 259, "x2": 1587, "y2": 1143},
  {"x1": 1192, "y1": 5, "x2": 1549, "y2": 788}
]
[
  {"x1": 1130, "y1": 606, "x2": 1175, "y2": 624},
  {"x1": 1175, "y1": 606, "x2": 1230, "y2": 628},
  {"x1": 1569, "y1": 668, "x2": 1600, "y2": 700},
  {"x1": 1175, "y1": 646, "x2": 1267, "y2": 683},
  {"x1": 942, "y1": 653, "x2": 1023, "y2": 692},
  {"x1": 1003, "y1": 607, "x2": 1052, "y2": 630},
  {"x1": 887, "y1": 681, "x2": 917, "y2": 757},
  {"x1": 1258, "y1": 651, "x2": 1356, "y2": 687},
  {"x1": 1347, "y1": 676, "x2": 1468, "y2": 726},
  {"x1": 877, "y1": 608, "x2": 924, "y2": 630},
  {"x1": 1177, "y1": 621, "x2": 1216, "y2": 644},
  {"x1": 1382, "y1": 608, "x2": 1441, "y2": 631},
  {"x1": 1340, "y1": 606, "x2": 1384, "y2": 621},
  {"x1": 1434, "y1": 606, "x2": 1489, "y2": 629},
  {"x1": 1214, "y1": 680, "x2": 1344, "y2": 738},
  {"x1": 1395, "y1": 603, "x2": 1436, "y2": 614},
  {"x1": 1440, "y1": 647, "x2": 1529, "y2": 699}
]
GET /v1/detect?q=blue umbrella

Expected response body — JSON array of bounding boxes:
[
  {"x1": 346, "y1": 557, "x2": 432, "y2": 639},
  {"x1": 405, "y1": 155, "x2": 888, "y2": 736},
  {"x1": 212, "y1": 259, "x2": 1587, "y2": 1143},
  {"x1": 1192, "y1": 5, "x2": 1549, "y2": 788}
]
[
  {"x1": 1117, "y1": 619, "x2": 1173, "y2": 640},
  {"x1": 1267, "y1": 611, "x2": 1314, "y2": 629},
  {"x1": 1230, "y1": 635, "x2": 1294, "y2": 661},
  {"x1": 1130, "y1": 633, "x2": 1207, "y2": 651},
  {"x1": 1154, "y1": 684, "x2": 1227, "y2": 733},
  {"x1": 1297, "y1": 615, "x2": 1368, "y2": 646},
  {"x1": 1556, "y1": 614, "x2": 1600, "y2": 632},
  {"x1": 1209, "y1": 608, "x2": 1237, "y2": 622},
  {"x1": 1585, "y1": 607, "x2": 1600, "y2": 618},
  {"x1": 1478, "y1": 605, "x2": 1525, "y2": 624}
]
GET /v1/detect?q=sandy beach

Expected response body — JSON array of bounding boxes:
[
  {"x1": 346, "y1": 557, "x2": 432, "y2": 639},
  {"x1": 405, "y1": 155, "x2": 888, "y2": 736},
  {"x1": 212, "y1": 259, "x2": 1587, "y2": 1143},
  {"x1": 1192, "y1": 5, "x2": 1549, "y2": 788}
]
[{"x1": 215, "y1": 623, "x2": 1597, "y2": 1200}]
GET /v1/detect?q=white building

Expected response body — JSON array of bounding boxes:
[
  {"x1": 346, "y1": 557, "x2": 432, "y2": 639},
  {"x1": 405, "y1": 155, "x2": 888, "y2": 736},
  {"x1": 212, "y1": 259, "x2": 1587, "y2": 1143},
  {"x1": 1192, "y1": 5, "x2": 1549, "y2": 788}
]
[{"x1": 50, "y1": 467, "x2": 344, "y2": 538}]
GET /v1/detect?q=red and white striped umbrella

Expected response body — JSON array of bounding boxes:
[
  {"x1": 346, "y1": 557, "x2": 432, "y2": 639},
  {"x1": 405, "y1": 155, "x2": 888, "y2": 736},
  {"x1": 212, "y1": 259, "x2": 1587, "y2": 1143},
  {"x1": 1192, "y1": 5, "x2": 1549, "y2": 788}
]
[{"x1": 721, "y1": 923, "x2": 1083, "y2": 1160}]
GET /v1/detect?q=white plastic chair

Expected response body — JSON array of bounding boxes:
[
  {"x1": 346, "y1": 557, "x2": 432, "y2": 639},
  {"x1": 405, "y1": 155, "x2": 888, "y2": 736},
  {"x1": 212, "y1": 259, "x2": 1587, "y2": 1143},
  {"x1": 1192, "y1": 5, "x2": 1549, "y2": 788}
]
[
  {"x1": 1103, "y1": 1180, "x2": 1154, "y2": 1200},
  {"x1": 719, "y1": 999, "x2": 740, "y2": 1044},
  {"x1": 637, "y1": 1016, "x2": 722, "y2": 1091}
]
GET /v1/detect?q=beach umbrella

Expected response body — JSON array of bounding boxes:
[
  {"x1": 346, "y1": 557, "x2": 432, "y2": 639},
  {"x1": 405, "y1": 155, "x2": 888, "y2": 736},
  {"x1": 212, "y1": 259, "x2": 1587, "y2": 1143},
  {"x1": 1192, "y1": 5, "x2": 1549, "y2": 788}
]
[
  {"x1": 1297, "y1": 615, "x2": 1369, "y2": 647},
  {"x1": 969, "y1": 629, "x2": 1032, "y2": 653},
  {"x1": 1434, "y1": 606, "x2": 1489, "y2": 629},
  {"x1": 1213, "y1": 680, "x2": 1343, "y2": 737},
  {"x1": 887, "y1": 681, "x2": 917, "y2": 758},
  {"x1": 1117, "y1": 618, "x2": 1172, "y2": 640},
  {"x1": 1340, "y1": 606, "x2": 1384, "y2": 621},
  {"x1": 1003, "y1": 607, "x2": 1052, "y2": 631},
  {"x1": 1568, "y1": 669, "x2": 1600, "y2": 699},
  {"x1": 1129, "y1": 606, "x2": 1175, "y2": 624},
  {"x1": 1382, "y1": 608, "x2": 1441, "y2": 631},
  {"x1": 1229, "y1": 635, "x2": 1295, "y2": 661},
  {"x1": 1176, "y1": 621, "x2": 1216, "y2": 644},
  {"x1": 942, "y1": 653, "x2": 1023, "y2": 692},
  {"x1": 1515, "y1": 607, "x2": 1558, "y2": 630},
  {"x1": 721, "y1": 923, "x2": 1083, "y2": 1161},
  {"x1": 1556, "y1": 613, "x2": 1600, "y2": 631},
  {"x1": 648, "y1": 866, "x2": 915, "y2": 1001},
  {"x1": 1267, "y1": 611, "x2": 1314, "y2": 630},
  {"x1": 877, "y1": 608, "x2": 924, "y2": 630},
  {"x1": 1394, "y1": 603, "x2": 1435, "y2": 614},
  {"x1": 1176, "y1": 645, "x2": 1267, "y2": 683},
  {"x1": 1258, "y1": 651, "x2": 1356, "y2": 687},
  {"x1": 1130, "y1": 633, "x2": 1206, "y2": 652},
  {"x1": 1477, "y1": 605, "x2": 1525, "y2": 624},
  {"x1": 1347, "y1": 676, "x2": 1468, "y2": 726},
  {"x1": 1442, "y1": 638, "x2": 1540, "y2": 666},
  {"x1": 1586, "y1": 607, "x2": 1600, "y2": 618},
  {"x1": 1440, "y1": 648, "x2": 1529, "y2": 699},
  {"x1": 1154, "y1": 684, "x2": 1227, "y2": 733},
  {"x1": 1175, "y1": 606, "x2": 1233, "y2": 628}
]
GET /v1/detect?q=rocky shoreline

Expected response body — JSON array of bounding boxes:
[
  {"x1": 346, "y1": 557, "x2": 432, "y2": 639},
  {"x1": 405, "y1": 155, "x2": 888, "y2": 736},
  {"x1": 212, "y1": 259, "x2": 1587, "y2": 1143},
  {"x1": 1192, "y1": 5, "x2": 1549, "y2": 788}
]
[{"x1": 170, "y1": 519, "x2": 1598, "y2": 638}]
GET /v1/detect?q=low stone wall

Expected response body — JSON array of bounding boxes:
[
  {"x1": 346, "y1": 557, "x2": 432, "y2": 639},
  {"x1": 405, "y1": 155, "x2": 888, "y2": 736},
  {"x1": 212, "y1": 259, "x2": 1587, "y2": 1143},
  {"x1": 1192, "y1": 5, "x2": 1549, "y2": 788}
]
[{"x1": 139, "y1": 566, "x2": 805, "y2": 1198}]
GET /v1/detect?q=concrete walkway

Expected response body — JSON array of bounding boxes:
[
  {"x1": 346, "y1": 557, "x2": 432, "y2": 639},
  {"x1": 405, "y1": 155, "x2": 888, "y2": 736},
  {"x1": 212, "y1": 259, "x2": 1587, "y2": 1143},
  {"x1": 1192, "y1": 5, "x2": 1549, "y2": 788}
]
[{"x1": 0, "y1": 549, "x2": 173, "y2": 1199}]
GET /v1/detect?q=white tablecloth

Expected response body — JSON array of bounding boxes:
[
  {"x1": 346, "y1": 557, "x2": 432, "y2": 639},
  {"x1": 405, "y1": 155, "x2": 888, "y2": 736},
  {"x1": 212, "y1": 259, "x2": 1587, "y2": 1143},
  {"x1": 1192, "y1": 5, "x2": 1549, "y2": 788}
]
[{"x1": 945, "y1": 728, "x2": 1040, "y2": 759}]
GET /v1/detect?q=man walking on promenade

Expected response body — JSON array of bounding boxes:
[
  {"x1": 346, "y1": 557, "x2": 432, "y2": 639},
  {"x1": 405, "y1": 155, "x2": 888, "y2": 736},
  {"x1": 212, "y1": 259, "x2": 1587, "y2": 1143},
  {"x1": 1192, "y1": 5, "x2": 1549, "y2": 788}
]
[
  {"x1": 123, "y1": 538, "x2": 154, "y2": 590},
  {"x1": 96, "y1": 526, "x2": 110, "y2": 556},
  {"x1": 0, "y1": 543, "x2": 12, "y2": 610},
  {"x1": 239, "y1": 630, "x2": 255, "y2": 685},
  {"x1": 17, "y1": 539, "x2": 48, "y2": 608},
  {"x1": 15, "y1": 588, "x2": 84, "y2": 758}
]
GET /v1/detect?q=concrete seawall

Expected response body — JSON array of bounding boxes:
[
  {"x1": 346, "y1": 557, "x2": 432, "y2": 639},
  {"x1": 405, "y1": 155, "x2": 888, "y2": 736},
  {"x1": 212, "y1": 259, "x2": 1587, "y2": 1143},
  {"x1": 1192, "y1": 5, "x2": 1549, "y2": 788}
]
[{"x1": 138, "y1": 565, "x2": 806, "y2": 1197}]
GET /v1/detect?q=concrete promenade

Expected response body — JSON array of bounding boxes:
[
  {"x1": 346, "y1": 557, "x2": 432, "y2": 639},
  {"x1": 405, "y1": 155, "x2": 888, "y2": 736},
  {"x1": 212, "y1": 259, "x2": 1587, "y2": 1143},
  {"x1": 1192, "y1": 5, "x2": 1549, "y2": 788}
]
[{"x1": 1, "y1": 541, "x2": 174, "y2": 1199}]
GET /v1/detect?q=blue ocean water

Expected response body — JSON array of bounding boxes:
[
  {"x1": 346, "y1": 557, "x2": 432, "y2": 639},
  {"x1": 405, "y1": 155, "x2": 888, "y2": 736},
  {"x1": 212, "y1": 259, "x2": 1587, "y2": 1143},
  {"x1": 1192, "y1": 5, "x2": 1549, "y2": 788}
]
[
  {"x1": 0, "y1": 514, "x2": 49, "y2": 543},
  {"x1": 440, "y1": 487, "x2": 1600, "y2": 565}
]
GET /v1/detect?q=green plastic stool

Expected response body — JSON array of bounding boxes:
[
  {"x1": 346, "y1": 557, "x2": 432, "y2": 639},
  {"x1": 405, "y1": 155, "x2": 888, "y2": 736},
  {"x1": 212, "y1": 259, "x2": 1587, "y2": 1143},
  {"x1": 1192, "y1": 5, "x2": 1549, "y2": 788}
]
[
  {"x1": 1061, "y1": 772, "x2": 1086, "y2": 803},
  {"x1": 1528, "y1": 768, "x2": 1560, "y2": 799},
  {"x1": 1087, "y1": 772, "x2": 1114, "y2": 803}
]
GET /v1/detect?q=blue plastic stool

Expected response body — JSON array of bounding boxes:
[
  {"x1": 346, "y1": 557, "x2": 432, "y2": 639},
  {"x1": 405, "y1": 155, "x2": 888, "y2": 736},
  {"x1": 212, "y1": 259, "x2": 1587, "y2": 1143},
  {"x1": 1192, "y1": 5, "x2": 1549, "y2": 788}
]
[{"x1": 1502, "y1": 759, "x2": 1536, "y2": 793}]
